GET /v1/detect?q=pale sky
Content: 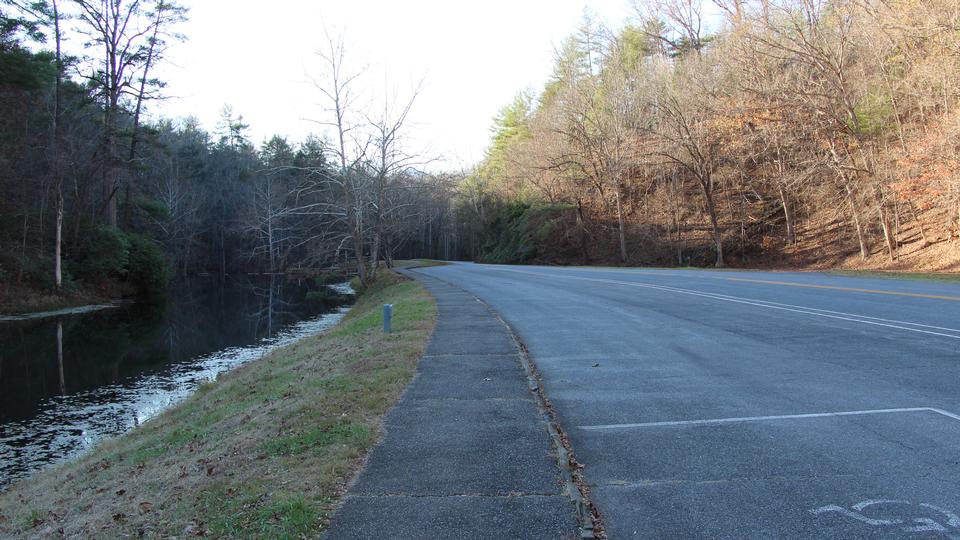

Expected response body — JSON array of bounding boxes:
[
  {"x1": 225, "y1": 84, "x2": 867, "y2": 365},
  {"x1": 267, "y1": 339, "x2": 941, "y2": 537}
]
[{"x1": 152, "y1": 0, "x2": 635, "y2": 170}]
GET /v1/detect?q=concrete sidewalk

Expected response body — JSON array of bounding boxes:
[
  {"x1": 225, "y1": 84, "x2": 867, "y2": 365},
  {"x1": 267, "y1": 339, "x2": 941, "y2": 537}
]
[{"x1": 325, "y1": 272, "x2": 579, "y2": 539}]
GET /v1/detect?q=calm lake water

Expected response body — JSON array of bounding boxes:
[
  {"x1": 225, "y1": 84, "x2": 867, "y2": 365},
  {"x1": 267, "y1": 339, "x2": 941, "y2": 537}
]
[{"x1": 0, "y1": 276, "x2": 352, "y2": 488}]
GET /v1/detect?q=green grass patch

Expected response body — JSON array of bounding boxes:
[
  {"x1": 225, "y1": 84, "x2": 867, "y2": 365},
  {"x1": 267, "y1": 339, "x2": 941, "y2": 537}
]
[
  {"x1": 197, "y1": 486, "x2": 319, "y2": 539},
  {"x1": 264, "y1": 422, "x2": 373, "y2": 456},
  {"x1": 0, "y1": 270, "x2": 436, "y2": 538}
]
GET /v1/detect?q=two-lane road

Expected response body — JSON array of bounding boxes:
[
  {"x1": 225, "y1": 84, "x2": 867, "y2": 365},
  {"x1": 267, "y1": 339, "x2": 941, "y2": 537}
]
[{"x1": 415, "y1": 263, "x2": 960, "y2": 539}]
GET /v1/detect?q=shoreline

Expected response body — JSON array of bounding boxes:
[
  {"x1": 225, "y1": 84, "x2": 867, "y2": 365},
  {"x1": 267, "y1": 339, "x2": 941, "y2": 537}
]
[
  {"x1": 0, "y1": 271, "x2": 436, "y2": 537},
  {"x1": 0, "y1": 303, "x2": 122, "y2": 322}
]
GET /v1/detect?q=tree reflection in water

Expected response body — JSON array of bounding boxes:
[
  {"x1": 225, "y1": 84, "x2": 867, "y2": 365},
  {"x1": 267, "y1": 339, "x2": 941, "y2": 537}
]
[{"x1": 0, "y1": 275, "x2": 352, "y2": 487}]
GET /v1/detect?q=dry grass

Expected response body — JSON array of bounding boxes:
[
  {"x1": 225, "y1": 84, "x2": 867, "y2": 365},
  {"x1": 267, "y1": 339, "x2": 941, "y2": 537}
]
[
  {"x1": 0, "y1": 270, "x2": 435, "y2": 538},
  {"x1": 391, "y1": 259, "x2": 450, "y2": 269},
  {"x1": 829, "y1": 269, "x2": 960, "y2": 283},
  {"x1": 0, "y1": 281, "x2": 110, "y2": 315}
]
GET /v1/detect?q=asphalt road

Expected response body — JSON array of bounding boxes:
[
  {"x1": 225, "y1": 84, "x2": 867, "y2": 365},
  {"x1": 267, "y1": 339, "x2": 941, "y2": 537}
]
[{"x1": 415, "y1": 263, "x2": 960, "y2": 539}]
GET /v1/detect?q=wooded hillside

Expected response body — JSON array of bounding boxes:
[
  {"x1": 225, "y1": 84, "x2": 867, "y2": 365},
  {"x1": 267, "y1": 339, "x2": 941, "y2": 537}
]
[{"x1": 454, "y1": 0, "x2": 960, "y2": 271}]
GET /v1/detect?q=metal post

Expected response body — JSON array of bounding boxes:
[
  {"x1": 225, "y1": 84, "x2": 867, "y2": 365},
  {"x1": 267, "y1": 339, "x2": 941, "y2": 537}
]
[{"x1": 383, "y1": 304, "x2": 393, "y2": 333}]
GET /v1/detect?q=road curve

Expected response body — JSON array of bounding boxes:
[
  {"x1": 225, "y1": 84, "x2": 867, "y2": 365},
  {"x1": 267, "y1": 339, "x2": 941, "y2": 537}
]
[{"x1": 414, "y1": 263, "x2": 960, "y2": 539}]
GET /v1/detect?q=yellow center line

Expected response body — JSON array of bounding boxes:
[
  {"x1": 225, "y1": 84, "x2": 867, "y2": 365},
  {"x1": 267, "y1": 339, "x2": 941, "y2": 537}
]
[{"x1": 723, "y1": 277, "x2": 960, "y2": 302}]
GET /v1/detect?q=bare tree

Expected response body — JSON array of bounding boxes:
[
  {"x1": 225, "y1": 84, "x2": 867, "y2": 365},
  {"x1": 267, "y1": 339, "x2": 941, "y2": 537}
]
[
  {"x1": 367, "y1": 80, "x2": 425, "y2": 269},
  {"x1": 309, "y1": 30, "x2": 372, "y2": 285},
  {"x1": 647, "y1": 57, "x2": 727, "y2": 266},
  {"x1": 631, "y1": 0, "x2": 707, "y2": 56}
]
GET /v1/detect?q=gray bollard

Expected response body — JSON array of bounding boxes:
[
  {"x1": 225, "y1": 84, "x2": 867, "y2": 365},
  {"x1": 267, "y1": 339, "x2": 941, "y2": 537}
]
[{"x1": 383, "y1": 304, "x2": 393, "y2": 333}]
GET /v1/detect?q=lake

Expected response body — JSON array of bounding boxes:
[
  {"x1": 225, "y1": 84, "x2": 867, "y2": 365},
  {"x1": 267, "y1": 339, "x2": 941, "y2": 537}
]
[{"x1": 0, "y1": 275, "x2": 352, "y2": 488}]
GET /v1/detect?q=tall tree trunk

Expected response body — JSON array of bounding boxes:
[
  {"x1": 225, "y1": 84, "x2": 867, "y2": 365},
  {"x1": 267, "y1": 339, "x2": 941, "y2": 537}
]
[
  {"x1": 779, "y1": 185, "x2": 795, "y2": 246},
  {"x1": 830, "y1": 143, "x2": 868, "y2": 259},
  {"x1": 370, "y1": 231, "x2": 381, "y2": 271},
  {"x1": 674, "y1": 207, "x2": 683, "y2": 266},
  {"x1": 576, "y1": 199, "x2": 589, "y2": 263},
  {"x1": 875, "y1": 185, "x2": 896, "y2": 261},
  {"x1": 737, "y1": 181, "x2": 747, "y2": 262},
  {"x1": 352, "y1": 217, "x2": 367, "y2": 284},
  {"x1": 267, "y1": 209, "x2": 276, "y2": 272},
  {"x1": 844, "y1": 182, "x2": 868, "y2": 260},
  {"x1": 673, "y1": 176, "x2": 683, "y2": 265},
  {"x1": 104, "y1": 107, "x2": 120, "y2": 228},
  {"x1": 879, "y1": 210, "x2": 895, "y2": 261},
  {"x1": 701, "y1": 179, "x2": 724, "y2": 268},
  {"x1": 55, "y1": 189, "x2": 63, "y2": 289},
  {"x1": 371, "y1": 175, "x2": 384, "y2": 272},
  {"x1": 615, "y1": 182, "x2": 628, "y2": 263},
  {"x1": 345, "y1": 179, "x2": 367, "y2": 285},
  {"x1": 907, "y1": 200, "x2": 928, "y2": 246},
  {"x1": 383, "y1": 231, "x2": 394, "y2": 268},
  {"x1": 52, "y1": 0, "x2": 64, "y2": 291}
]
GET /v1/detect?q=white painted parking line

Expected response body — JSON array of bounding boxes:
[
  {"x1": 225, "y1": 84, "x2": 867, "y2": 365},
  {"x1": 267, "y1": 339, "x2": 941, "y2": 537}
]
[{"x1": 578, "y1": 407, "x2": 960, "y2": 431}]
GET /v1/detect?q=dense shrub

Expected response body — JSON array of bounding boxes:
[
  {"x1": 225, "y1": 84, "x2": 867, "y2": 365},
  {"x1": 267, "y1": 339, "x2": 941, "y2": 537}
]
[
  {"x1": 126, "y1": 234, "x2": 170, "y2": 297},
  {"x1": 74, "y1": 226, "x2": 169, "y2": 297},
  {"x1": 78, "y1": 225, "x2": 130, "y2": 280},
  {"x1": 477, "y1": 202, "x2": 571, "y2": 264}
]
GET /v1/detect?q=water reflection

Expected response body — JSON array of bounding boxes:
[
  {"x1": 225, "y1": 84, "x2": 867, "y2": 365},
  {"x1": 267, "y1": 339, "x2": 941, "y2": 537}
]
[{"x1": 0, "y1": 276, "x2": 352, "y2": 487}]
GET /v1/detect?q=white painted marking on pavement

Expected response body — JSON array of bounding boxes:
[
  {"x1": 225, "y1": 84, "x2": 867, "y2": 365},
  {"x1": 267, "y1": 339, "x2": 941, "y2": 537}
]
[
  {"x1": 487, "y1": 267, "x2": 960, "y2": 340},
  {"x1": 811, "y1": 505, "x2": 903, "y2": 526},
  {"x1": 929, "y1": 408, "x2": 960, "y2": 422},
  {"x1": 577, "y1": 407, "x2": 960, "y2": 431},
  {"x1": 921, "y1": 504, "x2": 960, "y2": 528},
  {"x1": 853, "y1": 500, "x2": 911, "y2": 512},
  {"x1": 812, "y1": 500, "x2": 960, "y2": 538},
  {"x1": 906, "y1": 517, "x2": 949, "y2": 533},
  {"x1": 645, "y1": 282, "x2": 960, "y2": 334}
]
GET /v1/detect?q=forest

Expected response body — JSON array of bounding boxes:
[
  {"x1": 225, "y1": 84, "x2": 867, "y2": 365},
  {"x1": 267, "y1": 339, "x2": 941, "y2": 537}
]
[
  {"x1": 3, "y1": 0, "x2": 960, "y2": 312},
  {"x1": 457, "y1": 0, "x2": 960, "y2": 271},
  {"x1": 0, "y1": 0, "x2": 456, "y2": 309}
]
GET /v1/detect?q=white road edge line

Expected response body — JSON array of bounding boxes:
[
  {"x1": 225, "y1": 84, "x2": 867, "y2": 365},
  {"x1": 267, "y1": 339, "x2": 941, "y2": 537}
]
[
  {"x1": 578, "y1": 407, "x2": 960, "y2": 431},
  {"x1": 490, "y1": 267, "x2": 960, "y2": 339},
  {"x1": 651, "y1": 282, "x2": 960, "y2": 333}
]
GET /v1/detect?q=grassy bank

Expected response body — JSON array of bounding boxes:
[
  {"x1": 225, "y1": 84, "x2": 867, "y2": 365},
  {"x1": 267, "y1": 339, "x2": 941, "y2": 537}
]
[
  {"x1": 0, "y1": 271, "x2": 436, "y2": 538},
  {"x1": 392, "y1": 259, "x2": 450, "y2": 269},
  {"x1": 829, "y1": 269, "x2": 960, "y2": 283}
]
